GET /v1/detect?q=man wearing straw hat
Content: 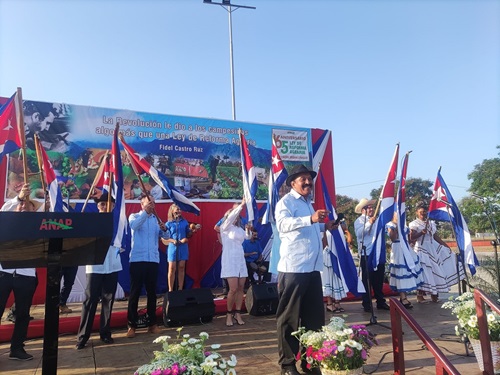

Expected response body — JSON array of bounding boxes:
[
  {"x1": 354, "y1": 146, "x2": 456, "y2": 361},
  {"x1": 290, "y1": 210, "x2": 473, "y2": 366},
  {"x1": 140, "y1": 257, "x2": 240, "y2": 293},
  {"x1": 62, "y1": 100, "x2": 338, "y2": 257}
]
[
  {"x1": 354, "y1": 198, "x2": 389, "y2": 312},
  {"x1": 275, "y1": 164, "x2": 338, "y2": 375}
]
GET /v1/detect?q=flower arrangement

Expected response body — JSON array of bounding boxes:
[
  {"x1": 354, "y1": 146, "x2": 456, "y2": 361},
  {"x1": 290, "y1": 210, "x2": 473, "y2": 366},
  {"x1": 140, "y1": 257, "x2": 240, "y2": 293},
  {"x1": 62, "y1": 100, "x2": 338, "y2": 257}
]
[
  {"x1": 292, "y1": 316, "x2": 377, "y2": 372},
  {"x1": 134, "y1": 328, "x2": 237, "y2": 375},
  {"x1": 442, "y1": 292, "x2": 500, "y2": 341}
]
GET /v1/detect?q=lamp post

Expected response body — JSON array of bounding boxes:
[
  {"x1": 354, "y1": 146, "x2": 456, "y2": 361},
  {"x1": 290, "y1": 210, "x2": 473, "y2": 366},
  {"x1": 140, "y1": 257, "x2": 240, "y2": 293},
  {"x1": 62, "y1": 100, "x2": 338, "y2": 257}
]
[{"x1": 203, "y1": 0, "x2": 255, "y2": 121}]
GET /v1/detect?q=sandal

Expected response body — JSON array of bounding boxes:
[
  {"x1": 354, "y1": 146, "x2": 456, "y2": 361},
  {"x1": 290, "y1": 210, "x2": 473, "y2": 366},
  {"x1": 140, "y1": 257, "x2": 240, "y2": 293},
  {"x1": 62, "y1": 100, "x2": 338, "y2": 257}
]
[
  {"x1": 225, "y1": 311, "x2": 234, "y2": 327},
  {"x1": 232, "y1": 310, "x2": 245, "y2": 325},
  {"x1": 431, "y1": 295, "x2": 440, "y2": 303},
  {"x1": 326, "y1": 304, "x2": 335, "y2": 312},
  {"x1": 333, "y1": 303, "x2": 345, "y2": 313},
  {"x1": 416, "y1": 293, "x2": 429, "y2": 304},
  {"x1": 400, "y1": 298, "x2": 413, "y2": 309}
]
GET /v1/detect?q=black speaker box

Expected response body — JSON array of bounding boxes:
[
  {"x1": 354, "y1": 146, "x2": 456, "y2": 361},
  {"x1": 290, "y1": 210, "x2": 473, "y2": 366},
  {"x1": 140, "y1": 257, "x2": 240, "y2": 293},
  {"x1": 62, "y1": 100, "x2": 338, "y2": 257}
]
[
  {"x1": 245, "y1": 283, "x2": 279, "y2": 316},
  {"x1": 163, "y1": 288, "x2": 215, "y2": 327}
]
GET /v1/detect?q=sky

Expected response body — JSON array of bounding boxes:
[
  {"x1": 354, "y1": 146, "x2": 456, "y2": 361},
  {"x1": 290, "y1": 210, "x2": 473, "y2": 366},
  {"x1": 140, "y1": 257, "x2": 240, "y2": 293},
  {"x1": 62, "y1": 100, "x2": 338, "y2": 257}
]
[{"x1": 1, "y1": 0, "x2": 499, "y2": 202}]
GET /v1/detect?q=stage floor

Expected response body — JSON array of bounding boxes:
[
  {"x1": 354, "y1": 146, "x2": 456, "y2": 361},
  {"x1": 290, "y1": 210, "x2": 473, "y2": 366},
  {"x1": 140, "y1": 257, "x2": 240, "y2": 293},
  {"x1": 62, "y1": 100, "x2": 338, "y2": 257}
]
[{"x1": 0, "y1": 287, "x2": 485, "y2": 375}]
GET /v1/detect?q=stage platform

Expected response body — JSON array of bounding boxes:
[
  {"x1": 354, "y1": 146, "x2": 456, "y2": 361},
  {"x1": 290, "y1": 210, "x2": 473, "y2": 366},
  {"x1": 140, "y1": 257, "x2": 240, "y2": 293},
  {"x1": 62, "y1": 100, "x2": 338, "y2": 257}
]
[{"x1": 0, "y1": 288, "x2": 484, "y2": 375}]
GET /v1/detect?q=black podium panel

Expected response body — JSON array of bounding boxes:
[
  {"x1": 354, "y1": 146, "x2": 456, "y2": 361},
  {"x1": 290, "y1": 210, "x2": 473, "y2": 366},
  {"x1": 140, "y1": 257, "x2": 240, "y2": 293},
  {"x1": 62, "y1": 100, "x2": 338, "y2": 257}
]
[
  {"x1": 0, "y1": 212, "x2": 112, "y2": 268},
  {"x1": 163, "y1": 288, "x2": 215, "y2": 327},
  {"x1": 245, "y1": 283, "x2": 279, "y2": 316}
]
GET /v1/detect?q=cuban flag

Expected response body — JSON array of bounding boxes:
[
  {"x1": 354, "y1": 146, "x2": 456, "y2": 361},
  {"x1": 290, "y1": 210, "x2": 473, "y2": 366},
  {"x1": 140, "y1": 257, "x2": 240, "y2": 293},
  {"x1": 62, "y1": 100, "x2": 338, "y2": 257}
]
[
  {"x1": 38, "y1": 139, "x2": 65, "y2": 212},
  {"x1": 370, "y1": 144, "x2": 399, "y2": 270},
  {"x1": 120, "y1": 137, "x2": 200, "y2": 215},
  {"x1": 428, "y1": 168, "x2": 479, "y2": 275},
  {"x1": 239, "y1": 131, "x2": 258, "y2": 223},
  {"x1": 395, "y1": 152, "x2": 420, "y2": 272},
  {"x1": 95, "y1": 153, "x2": 111, "y2": 196},
  {"x1": 0, "y1": 92, "x2": 22, "y2": 163},
  {"x1": 262, "y1": 134, "x2": 288, "y2": 224},
  {"x1": 320, "y1": 171, "x2": 363, "y2": 296},
  {"x1": 110, "y1": 127, "x2": 128, "y2": 249}
]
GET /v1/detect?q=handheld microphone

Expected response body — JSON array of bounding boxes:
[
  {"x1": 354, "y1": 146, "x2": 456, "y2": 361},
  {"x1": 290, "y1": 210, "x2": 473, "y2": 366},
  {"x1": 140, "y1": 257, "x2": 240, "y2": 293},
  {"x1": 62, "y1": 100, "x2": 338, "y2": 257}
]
[{"x1": 333, "y1": 213, "x2": 345, "y2": 225}]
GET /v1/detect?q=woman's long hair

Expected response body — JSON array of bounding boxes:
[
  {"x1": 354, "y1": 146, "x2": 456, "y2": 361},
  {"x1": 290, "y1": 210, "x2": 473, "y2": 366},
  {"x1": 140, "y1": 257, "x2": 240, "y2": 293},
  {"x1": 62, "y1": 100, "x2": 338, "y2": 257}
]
[{"x1": 167, "y1": 204, "x2": 182, "y2": 222}]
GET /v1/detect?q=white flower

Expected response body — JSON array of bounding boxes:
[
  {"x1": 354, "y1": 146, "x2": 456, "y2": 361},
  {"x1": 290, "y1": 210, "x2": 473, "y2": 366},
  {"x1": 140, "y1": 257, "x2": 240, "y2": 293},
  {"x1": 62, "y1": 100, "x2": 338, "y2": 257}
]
[
  {"x1": 227, "y1": 354, "x2": 237, "y2": 367},
  {"x1": 227, "y1": 369, "x2": 237, "y2": 375},
  {"x1": 188, "y1": 338, "x2": 199, "y2": 344},
  {"x1": 199, "y1": 332, "x2": 209, "y2": 339},
  {"x1": 180, "y1": 341, "x2": 188, "y2": 346},
  {"x1": 183, "y1": 334, "x2": 190, "y2": 338},
  {"x1": 153, "y1": 335, "x2": 171, "y2": 343},
  {"x1": 488, "y1": 313, "x2": 496, "y2": 323},
  {"x1": 211, "y1": 344, "x2": 221, "y2": 349},
  {"x1": 337, "y1": 345, "x2": 345, "y2": 352}
]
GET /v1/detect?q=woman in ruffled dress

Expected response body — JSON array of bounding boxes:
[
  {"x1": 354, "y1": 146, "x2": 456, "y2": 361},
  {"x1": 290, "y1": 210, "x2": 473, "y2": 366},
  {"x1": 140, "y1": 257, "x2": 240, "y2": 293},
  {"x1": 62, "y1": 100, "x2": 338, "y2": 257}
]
[
  {"x1": 387, "y1": 212, "x2": 424, "y2": 308},
  {"x1": 409, "y1": 201, "x2": 462, "y2": 303},
  {"x1": 321, "y1": 230, "x2": 347, "y2": 313}
]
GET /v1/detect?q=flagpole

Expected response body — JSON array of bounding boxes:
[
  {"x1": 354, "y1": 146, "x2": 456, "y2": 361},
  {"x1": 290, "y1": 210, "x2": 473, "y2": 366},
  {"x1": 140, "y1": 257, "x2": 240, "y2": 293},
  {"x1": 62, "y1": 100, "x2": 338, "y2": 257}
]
[
  {"x1": 33, "y1": 134, "x2": 48, "y2": 211},
  {"x1": 15, "y1": 87, "x2": 30, "y2": 186},
  {"x1": 81, "y1": 150, "x2": 109, "y2": 212},
  {"x1": 33, "y1": 135, "x2": 47, "y2": 194}
]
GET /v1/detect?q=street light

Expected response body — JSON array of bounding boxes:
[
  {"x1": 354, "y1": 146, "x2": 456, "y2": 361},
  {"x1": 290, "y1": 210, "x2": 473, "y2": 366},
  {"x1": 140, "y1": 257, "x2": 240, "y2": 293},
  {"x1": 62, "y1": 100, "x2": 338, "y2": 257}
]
[{"x1": 203, "y1": 0, "x2": 255, "y2": 121}]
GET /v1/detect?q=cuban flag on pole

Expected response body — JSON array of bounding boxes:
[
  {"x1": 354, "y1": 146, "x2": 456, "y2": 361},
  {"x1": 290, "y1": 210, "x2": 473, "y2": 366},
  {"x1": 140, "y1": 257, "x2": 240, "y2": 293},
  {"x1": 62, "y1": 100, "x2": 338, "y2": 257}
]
[
  {"x1": 0, "y1": 92, "x2": 22, "y2": 163},
  {"x1": 38, "y1": 141, "x2": 66, "y2": 212},
  {"x1": 110, "y1": 126, "x2": 128, "y2": 249},
  {"x1": 370, "y1": 144, "x2": 399, "y2": 270},
  {"x1": 320, "y1": 171, "x2": 363, "y2": 296},
  {"x1": 120, "y1": 137, "x2": 200, "y2": 215},
  {"x1": 239, "y1": 130, "x2": 258, "y2": 223},
  {"x1": 95, "y1": 153, "x2": 111, "y2": 196},
  {"x1": 428, "y1": 168, "x2": 479, "y2": 275},
  {"x1": 262, "y1": 134, "x2": 288, "y2": 224},
  {"x1": 395, "y1": 151, "x2": 421, "y2": 274}
]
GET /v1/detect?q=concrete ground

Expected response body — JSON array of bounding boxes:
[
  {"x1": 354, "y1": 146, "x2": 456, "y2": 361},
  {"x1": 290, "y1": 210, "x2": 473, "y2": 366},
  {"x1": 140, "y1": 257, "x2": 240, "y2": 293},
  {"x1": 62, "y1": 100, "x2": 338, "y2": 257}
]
[{"x1": 0, "y1": 289, "x2": 485, "y2": 375}]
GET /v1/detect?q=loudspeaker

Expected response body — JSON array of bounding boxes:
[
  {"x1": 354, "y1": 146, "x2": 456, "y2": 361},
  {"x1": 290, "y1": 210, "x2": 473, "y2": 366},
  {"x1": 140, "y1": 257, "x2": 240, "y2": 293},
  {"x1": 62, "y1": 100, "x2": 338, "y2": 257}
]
[
  {"x1": 245, "y1": 283, "x2": 279, "y2": 316},
  {"x1": 163, "y1": 288, "x2": 215, "y2": 327}
]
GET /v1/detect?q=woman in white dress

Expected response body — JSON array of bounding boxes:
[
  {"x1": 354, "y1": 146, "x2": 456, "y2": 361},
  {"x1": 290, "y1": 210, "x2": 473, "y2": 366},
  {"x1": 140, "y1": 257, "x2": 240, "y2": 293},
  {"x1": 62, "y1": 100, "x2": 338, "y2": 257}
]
[
  {"x1": 387, "y1": 213, "x2": 424, "y2": 308},
  {"x1": 220, "y1": 201, "x2": 252, "y2": 326},
  {"x1": 321, "y1": 230, "x2": 347, "y2": 313},
  {"x1": 409, "y1": 201, "x2": 461, "y2": 303}
]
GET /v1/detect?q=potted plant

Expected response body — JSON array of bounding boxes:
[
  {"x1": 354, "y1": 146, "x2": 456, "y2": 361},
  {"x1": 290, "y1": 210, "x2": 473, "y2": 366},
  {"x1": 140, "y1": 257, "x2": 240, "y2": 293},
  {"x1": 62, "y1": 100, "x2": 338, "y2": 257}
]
[
  {"x1": 442, "y1": 292, "x2": 500, "y2": 373},
  {"x1": 292, "y1": 316, "x2": 377, "y2": 375},
  {"x1": 134, "y1": 328, "x2": 237, "y2": 375}
]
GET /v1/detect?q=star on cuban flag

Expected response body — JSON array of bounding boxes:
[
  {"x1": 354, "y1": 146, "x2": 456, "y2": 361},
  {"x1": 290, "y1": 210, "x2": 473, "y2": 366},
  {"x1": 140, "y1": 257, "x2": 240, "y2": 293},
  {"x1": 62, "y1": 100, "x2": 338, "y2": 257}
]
[{"x1": 0, "y1": 92, "x2": 22, "y2": 163}]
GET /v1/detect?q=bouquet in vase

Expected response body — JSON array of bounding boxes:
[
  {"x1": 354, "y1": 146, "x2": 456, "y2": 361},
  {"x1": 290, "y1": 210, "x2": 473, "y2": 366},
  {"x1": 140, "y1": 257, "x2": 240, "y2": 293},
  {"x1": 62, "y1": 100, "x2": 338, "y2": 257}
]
[
  {"x1": 292, "y1": 316, "x2": 377, "y2": 373},
  {"x1": 134, "y1": 328, "x2": 237, "y2": 375}
]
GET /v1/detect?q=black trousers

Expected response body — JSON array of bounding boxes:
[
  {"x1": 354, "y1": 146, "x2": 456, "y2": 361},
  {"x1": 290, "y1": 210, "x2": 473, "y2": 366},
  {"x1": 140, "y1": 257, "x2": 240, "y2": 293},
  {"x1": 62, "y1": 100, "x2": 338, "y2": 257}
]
[
  {"x1": 77, "y1": 272, "x2": 118, "y2": 344},
  {"x1": 360, "y1": 256, "x2": 386, "y2": 308},
  {"x1": 0, "y1": 271, "x2": 37, "y2": 352},
  {"x1": 59, "y1": 266, "x2": 78, "y2": 305},
  {"x1": 127, "y1": 262, "x2": 158, "y2": 328},
  {"x1": 276, "y1": 271, "x2": 325, "y2": 368}
]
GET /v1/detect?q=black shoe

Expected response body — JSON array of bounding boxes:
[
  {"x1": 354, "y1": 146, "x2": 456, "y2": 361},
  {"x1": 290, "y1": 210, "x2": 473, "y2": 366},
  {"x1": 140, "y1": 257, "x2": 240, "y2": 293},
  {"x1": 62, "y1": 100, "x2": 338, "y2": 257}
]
[
  {"x1": 377, "y1": 302, "x2": 390, "y2": 310},
  {"x1": 76, "y1": 342, "x2": 86, "y2": 350},
  {"x1": 100, "y1": 337, "x2": 114, "y2": 344},
  {"x1": 301, "y1": 362, "x2": 322, "y2": 374},
  {"x1": 362, "y1": 306, "x2": 371, "y2": 312},
  {"x1": 9, "y1": 349, "x2": 33, "y2": 361},
  {"x1": 281, "y1": 366, "x2": 300, "y2": 375}
]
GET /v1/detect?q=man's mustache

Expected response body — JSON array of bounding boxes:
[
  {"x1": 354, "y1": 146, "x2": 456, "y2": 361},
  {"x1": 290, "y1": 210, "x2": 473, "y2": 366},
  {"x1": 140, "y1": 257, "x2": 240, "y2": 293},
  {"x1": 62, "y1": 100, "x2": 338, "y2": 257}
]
[{"x1": 302, "y1": 184, "x2": 313, "y2": 188}]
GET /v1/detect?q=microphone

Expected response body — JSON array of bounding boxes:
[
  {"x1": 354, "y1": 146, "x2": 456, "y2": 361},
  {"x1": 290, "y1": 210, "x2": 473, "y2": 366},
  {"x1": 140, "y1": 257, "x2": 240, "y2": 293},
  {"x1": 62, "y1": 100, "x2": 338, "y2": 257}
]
[{"x1": 333, "y1": 213, "x2": 345, "y2": 225}]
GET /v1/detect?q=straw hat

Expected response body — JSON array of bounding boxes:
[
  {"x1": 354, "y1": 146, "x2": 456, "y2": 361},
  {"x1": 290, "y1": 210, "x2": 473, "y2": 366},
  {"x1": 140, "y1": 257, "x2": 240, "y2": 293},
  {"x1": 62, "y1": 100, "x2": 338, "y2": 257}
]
[{"x1": 354, "y1": 198, "x2": 376, "y2": 214}]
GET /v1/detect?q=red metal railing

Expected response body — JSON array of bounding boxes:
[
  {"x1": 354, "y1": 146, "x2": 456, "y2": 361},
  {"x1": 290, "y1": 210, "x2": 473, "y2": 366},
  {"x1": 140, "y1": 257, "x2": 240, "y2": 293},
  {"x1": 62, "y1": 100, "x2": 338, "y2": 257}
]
[
  {"x1": 474, "y1": 288, "x2": 500, "y2": 375},
  {"x1": 390, "y1": 297, "x2": 460, "y2": 375}
]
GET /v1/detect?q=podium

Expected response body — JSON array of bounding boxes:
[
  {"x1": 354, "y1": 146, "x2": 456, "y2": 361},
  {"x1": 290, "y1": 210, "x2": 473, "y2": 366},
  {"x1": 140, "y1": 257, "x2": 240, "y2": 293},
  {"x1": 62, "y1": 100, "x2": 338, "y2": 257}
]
[{"x1": 0, "y1": 212, "x2": 113, "y2": 375}]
